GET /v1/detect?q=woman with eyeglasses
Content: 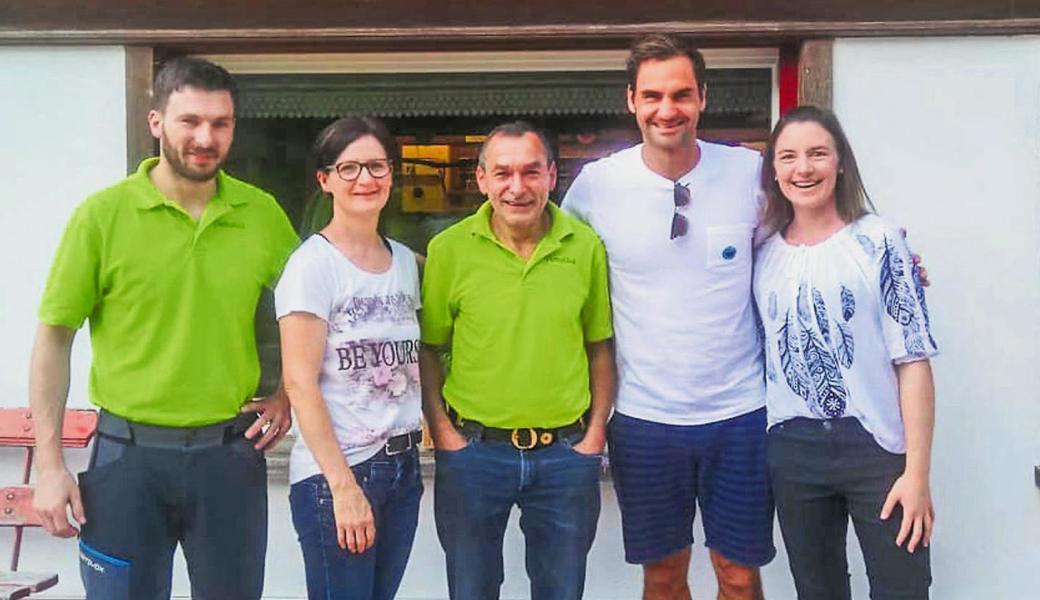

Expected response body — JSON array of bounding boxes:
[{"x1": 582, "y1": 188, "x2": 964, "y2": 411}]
[
  {"x1": 275, "y1": 116, "x2": 423, "y2": 600},
  {"x1": 753, "y1": 106, "x2": 937, "y2": 599}
]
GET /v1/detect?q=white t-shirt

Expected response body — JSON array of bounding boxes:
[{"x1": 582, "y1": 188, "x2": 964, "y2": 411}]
[
  {"x1": 274, "y1": 235, "x2": 423, "y2": 484},
  {"x1": 753, "y1": 214, "x2": 938, "y2": 453},
  {"x1": 562, "y1": 141, "x2": 766, "y2": 425}
]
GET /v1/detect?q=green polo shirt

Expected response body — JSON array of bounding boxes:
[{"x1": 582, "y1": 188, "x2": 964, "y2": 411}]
[
  {"x1": 38, "y1": 158, "x2": 299, "y2": 426},
  {"x1": 421, "y1": 201, "x2": 612, "y2": 428}
]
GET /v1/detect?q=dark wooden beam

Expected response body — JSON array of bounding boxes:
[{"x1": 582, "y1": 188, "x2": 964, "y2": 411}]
[
  {"x1": 2, "y1": 19, "x2": 1040, "y2": 49},
  {"x1": 0, "y1": 0, "x2": 1031, "y2": 31},
  {"x1": 124, "y1": 46, "x2": 154, "y2": 173},
  {"x1": 798, "y1": 40, "x2": 833, "y2": 109}
]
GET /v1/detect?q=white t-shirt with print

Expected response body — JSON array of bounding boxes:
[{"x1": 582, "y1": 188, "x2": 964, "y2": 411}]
[
  {"x1": 562, "y1": 141, "x2": 766, "y2": 425},
  {"x1": 753, "y1": 214, "x2": 938, "y2": 453},
  {"x1": 275, "y1": 235, "x2": 422, "y2": 484}
]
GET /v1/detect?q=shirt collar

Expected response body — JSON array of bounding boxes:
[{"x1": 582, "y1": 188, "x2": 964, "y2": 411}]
[
  {"x1": 130, "y1": 157, "x2": 242, "y2": 210},
  {"x1": 468, "y1": 200, "x2": 574, "y2": 244}
]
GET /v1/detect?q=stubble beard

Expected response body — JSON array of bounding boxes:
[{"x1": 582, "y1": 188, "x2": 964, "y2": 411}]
[{"x1": 161, "y1": 135, "x2": 225, "y2": 183}]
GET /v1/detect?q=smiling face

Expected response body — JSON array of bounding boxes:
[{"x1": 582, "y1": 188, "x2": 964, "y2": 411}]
[
  {"x1": 627, "y1": 55, "x2": 706, "y2": 154},
  {"x1": 149, "y1": 86, "x2": 235, "y2": 183},
  {"x1": 476, "y1": 132, "x2": 557, "y2": 232},
  {"x1": 772, "y1": 121, "x2": 841, "y2": 215},
  {"x1": 316, "y1": 134, "x2": 393, "y2": 218}
]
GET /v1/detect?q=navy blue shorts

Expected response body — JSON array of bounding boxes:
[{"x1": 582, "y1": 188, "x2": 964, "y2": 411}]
[{"x1": 608, "y1": 407, "x2": 775, "y2": 567}]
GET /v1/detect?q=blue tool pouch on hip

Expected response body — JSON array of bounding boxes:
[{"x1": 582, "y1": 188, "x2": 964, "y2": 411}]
[{"x1": 79, "y1": 540, "x2": 130, "y2": 600}]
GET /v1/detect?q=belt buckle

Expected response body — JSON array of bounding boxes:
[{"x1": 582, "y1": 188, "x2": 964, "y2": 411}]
[
  {"x1": 385, "y1": 433, "x2": 414, "y2": 456},
  {"x1": 511, "y1": 428, "x2": 537, "y2": 451}
]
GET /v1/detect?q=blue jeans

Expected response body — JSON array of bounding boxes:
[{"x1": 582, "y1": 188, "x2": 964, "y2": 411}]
[
  {"x1": 434, "y1": 436, "x2": 602, "y2": 600},
  {"x1": 289, "y1": 448, "x2": 423, "y2": 600}
]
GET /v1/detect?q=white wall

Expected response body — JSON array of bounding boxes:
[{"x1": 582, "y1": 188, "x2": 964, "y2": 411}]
[
  {"x1": 0, "y1": 46, "x2": 128, "y2": 410},
  {"x1": 0, "y1": 45, "x2": 128, "y2": 597},
  {"x1": 832, "y1": 36, "x2": 1040, "y2": 597}
]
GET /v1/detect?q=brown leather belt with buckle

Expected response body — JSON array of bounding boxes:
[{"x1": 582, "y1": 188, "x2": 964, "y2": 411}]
[{"x1": 446, "y1": 407, "x2": 585, "y2": 451}]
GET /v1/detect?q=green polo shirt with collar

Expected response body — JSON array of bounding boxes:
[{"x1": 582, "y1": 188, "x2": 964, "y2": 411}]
[
  {"x1": 38, "y1": 158, "x2": 299, "y2": 427},
  {"x1": 421, "y1": 200, "x2": 613, "y2": 429}
]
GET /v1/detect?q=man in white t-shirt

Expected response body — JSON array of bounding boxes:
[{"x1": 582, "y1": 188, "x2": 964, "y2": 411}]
[{"x1": 561, "y1": 34, "x2": 773, "y2": 600}]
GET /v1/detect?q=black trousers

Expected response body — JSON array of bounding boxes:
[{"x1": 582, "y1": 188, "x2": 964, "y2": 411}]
[
  {"x1": 767, "y1": 417, "x2": 931, "y2": 600},
  {"x1": 77, "y1": 426, "x2": 268, "y2": 600}
]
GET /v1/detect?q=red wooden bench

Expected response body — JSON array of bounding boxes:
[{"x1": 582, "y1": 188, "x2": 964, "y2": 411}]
[{"x1": 0, "y1": 408, "x2": 98, "y2": 599}]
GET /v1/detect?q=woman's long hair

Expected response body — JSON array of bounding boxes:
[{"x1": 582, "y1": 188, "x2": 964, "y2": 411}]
[{"x1": 760, "y1": 105, "x2": 875, "y2": 235}]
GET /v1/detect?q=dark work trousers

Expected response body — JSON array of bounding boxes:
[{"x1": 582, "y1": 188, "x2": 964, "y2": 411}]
[
  {"x1": 767, "y1": 417, "x2": 931, "y2": 600},
  {"x1": 77, "y1": 415, "x2": 268, "y2": 600}
]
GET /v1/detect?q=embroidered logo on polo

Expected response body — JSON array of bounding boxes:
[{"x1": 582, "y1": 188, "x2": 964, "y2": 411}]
[
  {"x1": 544, "y1": 255, "x2": 576, "y2": 264},
  {"x1": 722, "y1": 246, "x2": 738, "y2": 260}
]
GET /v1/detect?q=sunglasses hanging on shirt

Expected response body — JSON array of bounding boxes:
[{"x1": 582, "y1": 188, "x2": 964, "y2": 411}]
[{"x1": 670, "y1": 182, "x2": 691, "y2": 240}]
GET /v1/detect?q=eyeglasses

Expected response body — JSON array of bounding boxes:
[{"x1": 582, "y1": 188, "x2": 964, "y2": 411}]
[
  {"x1": 670, "y1": 182, "x2": 691, "y2": 240},
  {"x1": 327, "y1": 159, "x2": 392, "y2": 182}
]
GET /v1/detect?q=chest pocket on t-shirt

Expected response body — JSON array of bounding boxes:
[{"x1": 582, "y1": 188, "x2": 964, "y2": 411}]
[{"x1": 705, "y1": 224, "x2": 753, "y2": 269}]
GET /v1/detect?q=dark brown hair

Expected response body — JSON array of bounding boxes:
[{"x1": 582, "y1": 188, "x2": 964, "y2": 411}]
[
  {"x1": 477, "y1": 121, "x2": 555, "y2": 168},
  {"x1": 311, "y1": 116, "x2": 399, "y2": 173},
  {"x1": 153, "y1": 57, "x2": 238, "y2": 114},
  {"x1": 625, "y1": 34, "x2": 707, "y2": 94},
  {"x1": 760, "y1": 105, "x2": 874, "y2": 234}
]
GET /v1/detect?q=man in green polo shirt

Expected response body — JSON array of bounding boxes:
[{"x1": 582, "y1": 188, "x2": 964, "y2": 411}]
[
  {"x1": 28, "y1": 57, "x2": 298, "y2": 600},
  {"x1": 419, "y1": 121, "x2": 615, "y2": 599}
]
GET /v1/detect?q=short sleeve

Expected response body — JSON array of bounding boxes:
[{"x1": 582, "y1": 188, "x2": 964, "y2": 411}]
[
  {"x1": 38, "y1": 203, "x2": 102, "y2": 330},
  {"x1": 875, "y1": 226, "x2": 939, "y2": 363},
  {"x1": 274, "y1": 244, "x2": 336, "y2": 322},
  {"x1": 419, "y1": 237, "x2": 455, "y2": 346},
  {"x1": 560, "y1": 166, "x2": 591, "y2": 224},
  {"x1": 581, "y1": 236, "x2": 614, "y2": 343},
  {"x1": 264, "y1": 200, "x2": 301, "y2": 289}
]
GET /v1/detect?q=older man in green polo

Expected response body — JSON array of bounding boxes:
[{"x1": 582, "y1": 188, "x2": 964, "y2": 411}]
[{"x1": 419, "y1": 121, "x2": 615, "y2": 600}]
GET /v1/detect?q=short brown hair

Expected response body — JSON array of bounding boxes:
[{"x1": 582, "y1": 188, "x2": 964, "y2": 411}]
[
  {"x1": 626, "y1": 34, "x2": 707, "y2": 93},
  {"x1": 478, "y1": 121, "x2": 555, "y2": 168},
  {"x1": 153, "y1": 57, "x2": 238, "y2": 114},
  {"x1": 312, "y1": 116, "x2": 399, "y2": 173}
]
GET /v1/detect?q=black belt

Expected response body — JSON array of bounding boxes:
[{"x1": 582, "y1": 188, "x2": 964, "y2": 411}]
[
  {"x1": 97, "y1": 410, "x2": 255, "y2": 450},
  {"x1": 384, "y1": 430, "x2": 423, "y2": 456},
  {"x1": 447, "y1": 406, "x2": 585, "y2": 451}
]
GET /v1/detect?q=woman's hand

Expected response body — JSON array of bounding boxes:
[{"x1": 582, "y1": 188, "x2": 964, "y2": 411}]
[
  {"x1": 880, "y1": 472, "x2": 934, "y2": 553},
  {"x1": 332, "y1": 484, "x2": 376, "y2": 554}
]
